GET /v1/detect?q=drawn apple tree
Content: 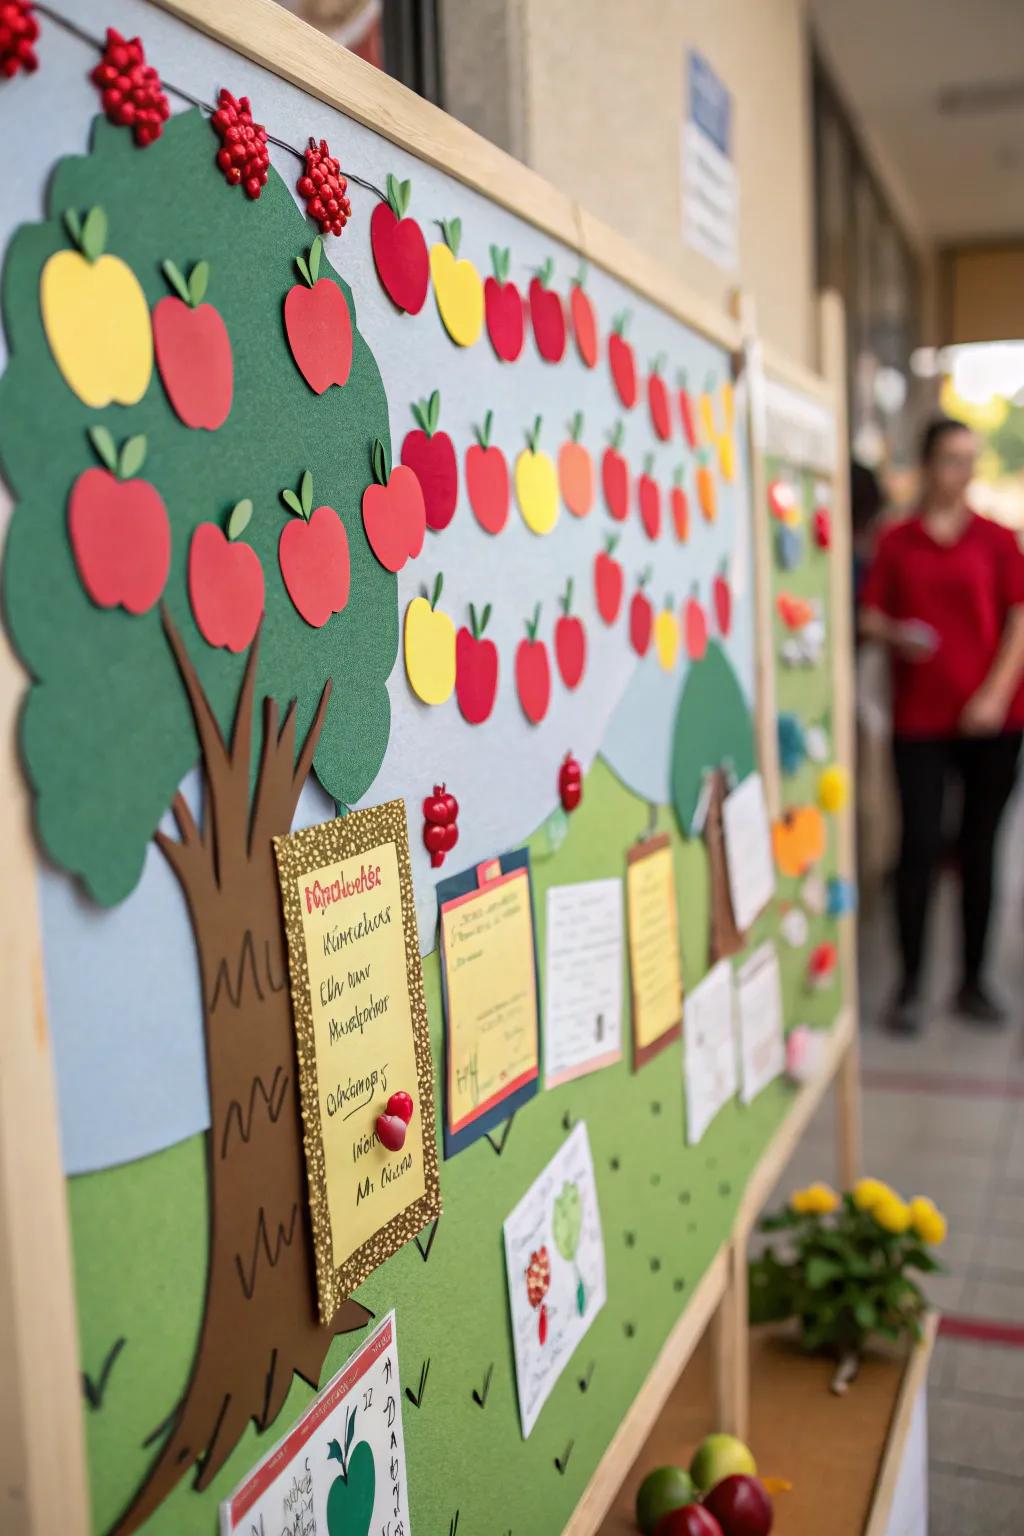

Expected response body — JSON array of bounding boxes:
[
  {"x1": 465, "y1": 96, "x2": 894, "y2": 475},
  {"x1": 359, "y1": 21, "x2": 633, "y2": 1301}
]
[{"x1": 0, "y1": 110, "x2": 399, "y2": 1531}]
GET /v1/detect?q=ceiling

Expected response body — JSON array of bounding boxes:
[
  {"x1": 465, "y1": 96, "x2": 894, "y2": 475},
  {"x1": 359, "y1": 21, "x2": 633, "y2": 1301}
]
[{"x1": 811, "y1": 0, "x2": 1024, "y2": 246}]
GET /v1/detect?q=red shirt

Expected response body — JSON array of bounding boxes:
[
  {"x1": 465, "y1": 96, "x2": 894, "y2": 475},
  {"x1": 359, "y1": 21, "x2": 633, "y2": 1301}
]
[{"x1": 860, "y1": 510, "x2": 1024, "y2": 738}]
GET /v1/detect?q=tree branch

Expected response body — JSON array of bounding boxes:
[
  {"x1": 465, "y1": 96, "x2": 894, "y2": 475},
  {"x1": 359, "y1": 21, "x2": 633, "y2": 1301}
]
[
  {"x1": 292, "y1": 678, "x2": 333, "y2": 799},
  {"x1": 161, "y1": 605, "x2": 229, "y2": 778}
]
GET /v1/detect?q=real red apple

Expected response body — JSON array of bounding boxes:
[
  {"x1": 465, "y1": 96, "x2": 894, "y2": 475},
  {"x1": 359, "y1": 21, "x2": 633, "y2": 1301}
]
[
  {"x1": 466, "y1": 410, "x2": 510, "y2": 534},
  {"x1": 529, "y1": 257, "x2": 567, "y2": 362},
  {"x1": 361, "y1": 436, "x2": 425, "y2": 572},
  {"x1": 284, "y1": 239, "x2": 352, "y2": 394},
  {"x1": 188, "y1": 502, "x2": 264, "y2": 653},
  {"x1": 485, "y1": 245, "x2": 525, "y2": 361},
  {"x1": 370, "y1": 173, "x2": 429, "y2": 314},
  {"x1": 153, "y1": 257, "x2": 232, "y2": 430},
  {"x1": 279, "y1": 469, "x2": 350, "y2": 628},
  {"x1": 69, "y1": 429, "x2": 170, "y2": 615},
  {"x1": 703, "y1": 1476, "x2": 773, "y2": 1536},
  {"x1": 555, "y1": 577, "x2": 587, "y2": 689},
  {"x1": 456, "y1": 601, "x2": 499, "y2": 724},
  {"x1": 653, "y1": 1506, "x2": 723, "y2": 1536},
  {"x1": 594, "y1": 536, "x2": 625, "y2": 624},
  {"x1": 516, "y1": 605, "x2": 552, "y2": 723},
  {"x1": 401, "y1": 389, "x2": 458, "y2": 532}
]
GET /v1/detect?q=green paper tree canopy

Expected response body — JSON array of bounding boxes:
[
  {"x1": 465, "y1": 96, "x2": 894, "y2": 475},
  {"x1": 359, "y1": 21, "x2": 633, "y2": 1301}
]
[
  {"x1": 671, "y1": 639, "x2": 756, "y2": 834},
  {"x1": 0, "y1": 111, "x2": 397, "y2": 905}
]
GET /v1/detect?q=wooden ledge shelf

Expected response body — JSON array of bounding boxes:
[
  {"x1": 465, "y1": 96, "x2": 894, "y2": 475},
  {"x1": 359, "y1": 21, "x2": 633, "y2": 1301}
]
[{"x1": 601, "y1": 1314, "x2": 937, "y2": 1536}]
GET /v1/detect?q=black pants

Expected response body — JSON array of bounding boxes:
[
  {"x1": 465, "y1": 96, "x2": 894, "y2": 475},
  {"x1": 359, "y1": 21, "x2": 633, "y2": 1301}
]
[{"x1": 892, "y1": 732, "x2": 1021, "y2": 992}]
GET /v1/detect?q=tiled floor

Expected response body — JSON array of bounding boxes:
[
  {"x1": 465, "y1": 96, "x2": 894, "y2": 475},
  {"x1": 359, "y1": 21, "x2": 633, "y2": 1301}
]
[{"x1": 760, "y1": 790, "x2": 1024, "y2": 1534}]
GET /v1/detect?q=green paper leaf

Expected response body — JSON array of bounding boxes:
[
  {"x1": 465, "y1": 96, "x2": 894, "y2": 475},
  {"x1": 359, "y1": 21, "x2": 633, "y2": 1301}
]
[
  {"x1": 63, "y1": 208, "x2": 83, "y2": 248},
  {"x1": 386, "y1": 172, "x2": 399, "y2": 217},
  {"x1": 87, "y1": 424, "x2": 117, "y2": 474},
  {"x1": 281, "y1": 488, "x2": 303, "y2": 517},
  {"x1": 300, "y1": 469, "x2": 313, "y2": 518},
  {"x1": 570, "y1": 410, "x2": 583, "y2": 442},
  {"x1": 372, "y1": 437, "x2": 387, "y2": 486},
  {"x1": 561, "y1": 577, "x2": 573, "y2": 614},
  {"x1": 161, "y1": 258, "x2": 190, "y2": 304},
  {"x1": 345, "y1": 1404, "x2": 356, "y2": 1453},
  {"x1": 309, "y1": 237, "x2": 322, "y2": 284},
  {"x1": 327, "y1": 1438, "x2": 344, "y2": 1465},
  {"x1": 477, "y1": 409, "x2": 493, "y2": 448},
  {"x1": 431, "y1": 572, "x2": 443, "y2": 609},
  {"x1": 480, "y1": 602, "x2": 492, "y2": 633},
  {"x1": 410, "y1": 399, "x2": 429, "y2": 434},
  {"x1": 399, "y1": 178, "x2": 411, "y2": 217},
  {"x1": 444, "y1": 217, "x2": 461, "y2": 256},
  {"x1": 81, "y1": 206, "x2": 107, "y2": 263},
  {"x1": 295, "y1": 254, "x2": 311, "y2": 288},
  {"x1": 188, "y1": 260, "x2": 210, "y2": 307},
  {"x1": 468, "y1": 602, "x2": 479, "y2": 639},
  {"x1": 227, "y1": 499, "x2": 253, "y2": 540},
  {"x1": 118, "y1": 435, "x2": 147, "y2": 479},
  {"x1": 428, "y1": 390, "x2": 441, "y2": 435}
]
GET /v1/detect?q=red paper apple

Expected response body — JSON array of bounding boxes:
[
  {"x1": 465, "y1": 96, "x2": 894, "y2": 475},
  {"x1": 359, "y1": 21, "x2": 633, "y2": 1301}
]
[
  {"x1": 671, "y1": 466, "x2": 690, "y2": 542},
  {"x1": 609, "y1": 311, "x2": 637, "y2": 409},
  {"x1": 569, "y1": 262, "x2": 598, "y2": 368},
  {"x1": 153, "y1": 257, "x2": 233, "y2": 430},
  {"x1": 713, "y1": 562, "x2": 732, "y2": 636},
  {"x1": 371, "y1": 172, "x2": 429, "y2": 314},
  {"x1": 813, "y1": 506, "x2": 832, "y2": 549},
  {"x1": 594, "y1": 535, "x2": 624, "y2": 624},
  {"x1": 638, "y1": 453, "x2": 662, "y2": 540},
  {"x1": 484, "y1": 245, "x2": 525, "y2": 362},
  {"x1": 466, "y1": 409, "x2": 509, "y2": 535},
  {"x1": 677, "y1": 370, "x2": 699, "y2": 449},
  {"x1": 684, "y1": 585, "x2": 708, "y2": 660},
  {"x1": 279, "y1": 469, "x2": 350, "y2": 628},
  {"x1": 402, "y1": 389, "x2": 458, "y2": 532},
  {"x1": 362, "y1": 436, "x2": 425, "y2": 572},
  {"x1": 456, "y1": 600, "x2": 499, "y2": 725},
  {"x1": 647, "y1": 354, "x2": 672, "y2": 441},
  {"x1": 555, "y1": 577, "x2": 587, "y2": 689},
  {"x1": 69, "y1": 428, "x2": 170, "y2": 616},
  {"x1": 703, "y1": 1475, "x2": 773, "y2": 1536},
  {"x1": 516, "y1": 604, "x2": 552, "y2": 724},
  {"x1": 629, "y1": 572, "x2": 653, "y2": 656},
  {"x1": 602, "y1": 422, "x2": 630, "y2": 522},
  {"x1": 283, "y1": 237, "x2": 353, "y2": 394},
  {"x1": 529, "y1": 257, "x2": 567, "y2": 363},
  {"x1": 188, "y1": 500, "x2": 264, "y2": 653}
]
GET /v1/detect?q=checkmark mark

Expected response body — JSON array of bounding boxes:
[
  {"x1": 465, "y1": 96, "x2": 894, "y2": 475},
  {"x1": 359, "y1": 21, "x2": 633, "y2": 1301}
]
[
  {"x1": 578, "y1": 1362, "x2": 595, "y2": 1393},
  {"x1": 554, "y1": 1440, "x2": 574, "y2": 1475},
  {"x1": 472, "y1": 1363, "x2": 494, "y2": 1408},
  {"x1": 414, "y1": 1217, "x2": 440, "y2": 1263},
  {"x1": 405, "y1": 1357, "x2": 430, "y2": 1408},
  {"x1": 82, "y1": 1336, "x2": 126, "y2": 1410},
  {"x1": 485, "y1": 1115, "x2": 516, "y2": 1155}
]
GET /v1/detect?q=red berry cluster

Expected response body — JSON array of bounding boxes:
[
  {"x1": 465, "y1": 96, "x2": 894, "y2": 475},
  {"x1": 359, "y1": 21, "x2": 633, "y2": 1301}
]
[
  {"x1": 0, "y1": 0, "x2": 39, "y2": 79},
  {"x1": 211, "y1": 88, "x2": 269, "y2": 199},
  {"x1": 90, "y1": 28, "x2": 169, "y2": 146},
  {"x1": 297, "y1": 138, "x2": 352, "y2": 237}
]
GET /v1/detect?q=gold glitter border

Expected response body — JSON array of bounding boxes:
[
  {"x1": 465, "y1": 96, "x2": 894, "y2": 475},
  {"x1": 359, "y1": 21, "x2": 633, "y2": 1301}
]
[{"x1": 273, "y1": 799, "x2": 441, "y2": 1325}]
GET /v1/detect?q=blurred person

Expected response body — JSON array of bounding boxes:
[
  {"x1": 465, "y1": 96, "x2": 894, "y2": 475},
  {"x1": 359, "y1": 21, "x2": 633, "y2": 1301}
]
[
  {"x1": 850, "y1": 459, "x2": 885, "y2": 611},
  {"x1": 859, "y1": 417, "x2": 1024, "y2": 1034}
]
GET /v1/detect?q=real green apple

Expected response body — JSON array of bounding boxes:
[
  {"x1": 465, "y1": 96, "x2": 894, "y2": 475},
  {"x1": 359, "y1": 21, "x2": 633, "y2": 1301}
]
[{"x1": 689, "y1": 1434, "x2": 756, "y2": 1494}]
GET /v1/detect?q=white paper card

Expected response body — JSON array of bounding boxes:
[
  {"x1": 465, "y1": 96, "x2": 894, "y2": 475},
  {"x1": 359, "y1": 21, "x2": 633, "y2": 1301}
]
[
  {"x1": 544, "y1": 878, "x2": 624, "y2": 1087},
  {"x1": 503, "y1": 1121, "x2": 606, "y2": 1437},
  {"x1": 735, "y1": 942, "x2": 785, "y2": 1104},
  {"x1": 722, "y1": 771, "x2": 776, "y2": 932},
  {"x1": 683, "y1": 959, "x2": 738, "y2": 1143},
  {"x1": 220, "y1": 1311, "x2": 408, "y2": 1535}
]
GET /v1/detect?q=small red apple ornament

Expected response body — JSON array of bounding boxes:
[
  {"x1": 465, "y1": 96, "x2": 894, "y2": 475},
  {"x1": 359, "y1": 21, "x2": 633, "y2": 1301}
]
[
  {"x1": 422, "y1": 782, "x2": 460, "y2": 869},
  {"x1": 559, "y1": 752, "x2": 583, "y2": 813},
  {"x1": 703, "y1": 1475, "x2": 773, "y2": 1536},
  {"x1": 376, "y1": 1090, "x2": 415, "y2": 1153}
]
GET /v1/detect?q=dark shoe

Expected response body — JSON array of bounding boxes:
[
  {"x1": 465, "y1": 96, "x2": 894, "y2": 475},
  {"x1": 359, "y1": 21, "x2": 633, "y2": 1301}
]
[
  {"x1": 955, "y1": 980, "x2": 1007, "y2": 1026},
  {"x1": 884, "y1": 986, "x2": 922, "y2": 1036}
]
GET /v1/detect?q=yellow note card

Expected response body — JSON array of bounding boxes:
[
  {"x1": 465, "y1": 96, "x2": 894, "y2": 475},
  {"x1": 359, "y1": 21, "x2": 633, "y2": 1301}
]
[
  {"x1": 274, "y1": 801, "x2": 440, "y2": 1322},
  {"x1": 626, "y1": 834, "x2": 684, "y2": 1068}
]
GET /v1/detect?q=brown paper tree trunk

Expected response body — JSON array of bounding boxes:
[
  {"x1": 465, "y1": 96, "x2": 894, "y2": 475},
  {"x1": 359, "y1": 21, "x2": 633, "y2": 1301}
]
[
  {"x1": 112, "y1": 614, "x2": 371, "y2": 1535},
  {"x1": 704, "y1": 766, "x2": 746, "y2": 963}
]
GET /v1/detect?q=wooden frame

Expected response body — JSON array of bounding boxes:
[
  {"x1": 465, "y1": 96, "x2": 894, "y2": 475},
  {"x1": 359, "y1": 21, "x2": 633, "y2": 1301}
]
[{"x1": 0, "y1": 3, "x2": 862, "y2": 1531}]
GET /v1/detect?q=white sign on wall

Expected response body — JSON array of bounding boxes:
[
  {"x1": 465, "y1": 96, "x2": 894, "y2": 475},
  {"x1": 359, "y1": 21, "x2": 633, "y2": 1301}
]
[{"x1": 682, "y1": 50, "x2": 738, "y2": 271}]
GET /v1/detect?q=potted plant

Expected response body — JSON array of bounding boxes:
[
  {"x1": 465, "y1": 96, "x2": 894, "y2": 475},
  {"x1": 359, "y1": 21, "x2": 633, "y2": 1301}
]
[{"x1": 749, "y1": 1178, "x2": 947, "y2": 1393}]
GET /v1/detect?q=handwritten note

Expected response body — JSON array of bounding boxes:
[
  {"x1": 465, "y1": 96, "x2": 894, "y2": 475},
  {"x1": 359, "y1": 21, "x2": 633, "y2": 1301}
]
[
  {"x1": 439, "y1": 851, "x2": 540, "y2": 1155},
  {"x1": 544, "y1": 879, "x2": 624, "y2": 1087},
  {"x1": 275, "y1": 802, "x2": 440, "y2": 1320},
  {"x1": 626, "y1": 834, "x2": 684, "y2": 1068},
  {"x1": 504, "y1": 1121, "x2": 606, "y2": 1437},
  {"x1": 220, "y1": 1311, "x2": 408, "y2": 1536},
  {"x1": 735, "y1": 941, "x2": 785, "y2": 1103},
  {"x1": 683, "y1": 960, "x2": 738, "y2": 1143},
  {"x1": 722, "y1": 772, "x2": 776, "y2": 932}
]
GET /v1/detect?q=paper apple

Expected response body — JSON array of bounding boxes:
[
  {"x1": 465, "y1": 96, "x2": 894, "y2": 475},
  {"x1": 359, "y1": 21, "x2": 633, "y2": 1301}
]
[
  {"x1": 362, "y1": 436, "x2": 425, "y2": 573},
  {"x1": 683, "y1": 587, "x2": 708, "y2": 660},
  {"x1": 676, "y1": 370, "x2": 699, "y2": 449},
  {"x1": 609, "y1": 310, "x2": 637, "y2": 408},
  {"x1": 629, "y1": 573, "x2": 653, "y2": 657},
  {"x1": 671, "y1": 466, "x2": 690, "y2": 542},
  {"x1": 402, "y1": 390, "x2": 459, "y2": 532},
  {"x1": 594, "y1": 535, "x2": 624, "y2": 624},
  {"x1": 284, "y1": 237, "x2": 352, "y2": 394},
  {"x1": 516, "y1": 604, "x2": 552, "y2": 724},
  {"x1": 638, "y1": 454, "x2": 662, "y2": 540},
  {"x1": 713, "y1": 562, "x2": 732, "y2": 636},
  {"x1": 772, "y1": 804, "x2": 826, "y2": 878},
  {"x1": 41, "y1": 206, "x2": 152, "y2": 408},
  {"x1": 484, "y1": 244, "x2": 525, "y2": 362},
  {"x1": 371, "y1": 172, "x2": 429, "y2": 314},
  {"x1": 776, "y1": 592, "x2": 816, "y2": 630},
  {"x1": 188, "y1": 500, "x2": 264, "y2": 653},
  {"x1": 559, "y1": 411, "x2": 594, "y2": 518},
  {"x1": 654, "y1": 600, "x2": 679, "y2": 671},
  {"x1": 698, "y1": 375, "x2": 718, "y2": 443},
  {"x1": 69, "y1": 426, "x2": 169, "y2": 614},
  {"x1": 767, "y1": 478, "x2": 799, "y2": 525},
  {"x1": 569, "y1": 263, "x2": 598, "y2": 367},
  {"x1": 529, "y1": 257, "x2": 567, "y2": 363},
  {"x1": 647, "y1": 355, "x2": 672, "y2": 441},
  {"x1": 813, "y1": 505, "x2": 832, "y2": 549},
  {"x1": 697, "y1": 455, "x2": 717, "y2": 523},
  {"x1": 555, "y1": 577, "x2": 587, "y2": 689},
  {"x1": 602, "y1": 422, "x2": 630, "y2": 522},
  {"x1": 466, "y1": 410, "x2": 509, "y2": 535},
  {"x1": 429, "y1": 215, "x2": 483, "y2": 347},
  {"x1": 515, "y1": 417, "x2": 559, "y2": 535},
  {"x1": 717, "y1": 431, "x2": 737, "y2": 483},
  {"x1": 405, "y1": 574, "x2": 456, "y2": 705},
  {"x1": 153, "y1": 257, "x2": 232, "y2": 430},
  {"x1": 278, "y1": 468, "x2": 350, "y2": 628},
  {"x1": 456, "y1": 600, "x2": 499, "y2": 724}
]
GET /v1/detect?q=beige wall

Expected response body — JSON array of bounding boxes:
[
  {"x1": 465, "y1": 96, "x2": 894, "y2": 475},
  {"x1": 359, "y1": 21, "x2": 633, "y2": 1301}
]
[
  {"x1": 443, "y1": 0, "x2": 816, "y2": 365},
  {"x1": 943, "y1": 244, "x2": 1024, "y2": 346}
]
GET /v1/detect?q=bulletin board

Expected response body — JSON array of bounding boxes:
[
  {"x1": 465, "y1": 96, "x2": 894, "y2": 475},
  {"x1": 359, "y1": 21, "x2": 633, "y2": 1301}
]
[{"x1": 0, "y1": 3, "x2": 856, "y2": 1535}]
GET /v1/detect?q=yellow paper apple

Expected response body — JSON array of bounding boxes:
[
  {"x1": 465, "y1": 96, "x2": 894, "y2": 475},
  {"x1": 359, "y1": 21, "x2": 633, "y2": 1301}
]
[
  {"x1": 429, "y1": 216, "x2": 483, "y2": 347},
  {"x1": 41, "y1": 206, "x2": 152, "y2": 408},
  {"x1": 404, "y1": 573, "x2": 456, "y2": 705},
  {"x1": 654, "y1": 600, "x2": 679, "y2": 671},
  {"x1": 716, "y1": 431, "x2": 736, "y2": 483},
  {"x1": 515, "y1": 417, "x2": 559, "y2": 535}
]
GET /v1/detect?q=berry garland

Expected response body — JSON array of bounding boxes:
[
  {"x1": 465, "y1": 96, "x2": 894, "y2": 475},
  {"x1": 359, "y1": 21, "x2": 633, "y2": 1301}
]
[
  {"x1": 211, "y1": 86, "x2": 270, "y2": 199},
  {"x1": 0, "y1": 0, "x2": 39, "y2": 78},
  {"x1": 297, "y1": 137, "x2": 352, "y2": 237},
  {"x1": 90, "y1": 26, "x2": 169, "y2": 145}
]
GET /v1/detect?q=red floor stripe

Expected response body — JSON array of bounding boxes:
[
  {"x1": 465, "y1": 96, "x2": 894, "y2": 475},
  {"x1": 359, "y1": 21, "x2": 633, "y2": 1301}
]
[
  {"x1": 860, "y1": 1068, "x2": 1024, "y2": 1099},
  {"x1": 939, "y1": 1314, "x2": 1024, "y2": 1347}
]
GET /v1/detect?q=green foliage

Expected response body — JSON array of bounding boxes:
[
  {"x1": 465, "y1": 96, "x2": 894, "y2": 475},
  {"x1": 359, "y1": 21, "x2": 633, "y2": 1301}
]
[
  {"x1": 749, "y1": 1193, "x2": 938, "y2": 1356},
  {"x1": 987, "y1": 400, "x2": 1024, "y2": 477},
  {"x1": 553, "y1": 1181, "x2": 583, "y2": 1262},
  {"x1": 670, "y1": 639, "x2": 756, "y2": 833}
]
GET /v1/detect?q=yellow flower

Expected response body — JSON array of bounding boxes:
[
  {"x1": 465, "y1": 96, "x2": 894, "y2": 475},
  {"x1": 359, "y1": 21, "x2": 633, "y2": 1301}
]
[
  {"x1": 909, "y1": 1196, "x2": 948, "y2": 1246},
  {"x1": 852, "y1": 1177, "x2": 893, "y2": 1212},
  {"x1": 818, "y1": 764, "x2": 850, "y2": 815},
  {"x1": 791, "y1": 1181, "x2": 839, "y2": 1215},
  {"x1": 873, "y1": 1193, "x2": 912, "y2": 1234}
]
